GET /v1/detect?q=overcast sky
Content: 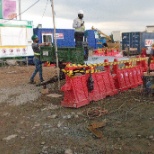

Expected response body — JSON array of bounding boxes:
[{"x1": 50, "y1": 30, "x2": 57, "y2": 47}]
[{"x1": 20, "y1": 0, "x2": 154, "y2": 34}]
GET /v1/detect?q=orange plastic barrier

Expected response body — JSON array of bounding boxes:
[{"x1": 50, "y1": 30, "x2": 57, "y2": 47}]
[
  {"x1": 113, "y1": 70, "x2": 127, "y2": 91},
  {"x1": 150, "y1": 62, "x2": 154, "y2": 70},
  {"x1": 123, "y1": 69, "x2": 132, "y2": 89},
  {"x1": 150, "y1": 57, "x2": 154, "y2": 71},
  {"x1": 61, "y1": 57, "x2": 144, "y2": 108},
  {"x1": 61, "y1": 71, "x2": 118, "y2": 108},
  {"x1": 113, "y1": 66, "x2": 143, "y2": 92},
  {"x1": 140, "y1": 55, "x2": 148, "y2": 72},
  {"x1": 135, "y1": 66, "x2": 143, "y2": 85},
  {"x1": 61, "y1": 75, "x2": 89, "y2": 108},
  {"x1": 93, "y1": 49, "x2": 120, "y2": 56},
  {"x1": 128, "y1": 68, "x2": 138, "y2": 88}
]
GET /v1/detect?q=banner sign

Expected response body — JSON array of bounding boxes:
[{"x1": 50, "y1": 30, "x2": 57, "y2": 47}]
[
  {"x1": 3, "y1": 0, "x2": 17, "y2": 19},
  {"x1": 55, "y1": 33, "x2": 64, "y2": 39},
  {"x1": 145, "y1": 39, "x2": 154, "y2": 46},
  {"x1": 0, "y1": 19, "x2": 34, "y2": 58},
  {"x1": 0, "y1": 19, "x2": 33, "y2": 28},
  {"x1": 42, "y1": 32, "x2": 64, "y2": 40},
  {"x1": 0, "y1": 46, "x2": 28, "y2": 58}
]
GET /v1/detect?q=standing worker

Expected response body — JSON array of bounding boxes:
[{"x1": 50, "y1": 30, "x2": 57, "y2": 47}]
[
  {"x1": 73, "y1": 10, "x2": 85, "y2": 47},
  {"x1": 148, "y1": 44, "x2": 154, "y2": 73},
  {"x1": 29, "y1": 34, "x2": 45, "y2": 84}
]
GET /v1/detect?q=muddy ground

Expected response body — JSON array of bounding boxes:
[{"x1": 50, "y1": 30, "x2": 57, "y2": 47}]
[{"x1": 0, "y1": 65, "x2": 154, "y2": 154}]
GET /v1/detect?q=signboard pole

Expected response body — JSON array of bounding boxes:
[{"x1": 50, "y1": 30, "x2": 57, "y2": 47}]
[
  {"x1": 18, "y1": 0, "x2": 21, "y2": 20},
  {"x1": 0, "y1": 0, "x2": 3, "y2": 19},
  {"x1": 51, "y1": 0, "x2": 60, "y2": 89},
  {"x1": 0, "y1": 0, "x2": 2, "y2": 18}
]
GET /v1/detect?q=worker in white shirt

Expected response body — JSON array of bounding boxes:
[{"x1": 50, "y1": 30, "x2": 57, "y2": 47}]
[{"x1": 73, "y1": 10, "x2": 85, "y2": 47}]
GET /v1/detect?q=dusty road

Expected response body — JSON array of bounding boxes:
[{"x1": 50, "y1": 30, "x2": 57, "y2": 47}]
[{"x1": 0, "y1": 65, "x2": 154, "y2": 154}]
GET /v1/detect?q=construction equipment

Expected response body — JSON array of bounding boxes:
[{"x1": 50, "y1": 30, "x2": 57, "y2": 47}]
[
  {"x1": 91, "y1": 26, "x2": 120, "y2": 49},
  {"x1": 91, "y1": 26, "x2": 112, "y2": 42}
]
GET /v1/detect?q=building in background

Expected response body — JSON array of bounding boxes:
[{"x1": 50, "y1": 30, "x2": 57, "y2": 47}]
[
  {"x1": 112, "y1": 31, "x2": 121, "y2": 42},
  {"x1": 146, "y1": 25, "x2": 154, "y2": 33}
]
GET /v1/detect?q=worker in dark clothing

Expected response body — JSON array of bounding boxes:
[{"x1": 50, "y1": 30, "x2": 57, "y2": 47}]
[
  {"x1": 29, "y1": 35, "x2": 45, "y2": 84},
  {"x1": 148, "y1": 44, "x2": 154, "y2": 73},
  {"x1": 73, "y1": 10, "x2": 85, "y2": 47}
]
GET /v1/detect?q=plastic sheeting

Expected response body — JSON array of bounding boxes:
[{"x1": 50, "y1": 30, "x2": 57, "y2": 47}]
[{"x1": 85, "y1": 56, "x2": 129, "y2": 64}]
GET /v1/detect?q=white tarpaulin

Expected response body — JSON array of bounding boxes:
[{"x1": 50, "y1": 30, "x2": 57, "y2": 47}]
[
  {"x1": 1, "y1": 27, "x2": 27, "y2": 46},
  {"x1": 0, "y1": 19, "x2": 34, "y2": 58}
]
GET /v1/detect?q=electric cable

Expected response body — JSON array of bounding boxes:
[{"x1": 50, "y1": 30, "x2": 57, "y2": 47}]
[
  {"x1": 18, "y1": 0, "x2": 40, "y2": 17},
  {"x1": 39, "y1": 0, "x2": 49, "y2": 24},
  {"x1": 41, "y1": 0, "x2": 49, "y2": 19}
]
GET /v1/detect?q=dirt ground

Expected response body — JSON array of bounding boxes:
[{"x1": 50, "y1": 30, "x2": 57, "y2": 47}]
[{"x1": 0, "y1": 65, "x2": 154, "y2": 154}]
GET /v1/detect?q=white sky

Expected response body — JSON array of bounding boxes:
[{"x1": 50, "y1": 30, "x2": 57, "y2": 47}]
[{"x1": 19, "y1": 0, "x2": 154, "y2": 34}]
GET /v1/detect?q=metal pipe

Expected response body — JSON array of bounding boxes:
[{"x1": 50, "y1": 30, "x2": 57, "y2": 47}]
[{"x1": 50, "y1": 0, "x2": 60, "y2": 89}]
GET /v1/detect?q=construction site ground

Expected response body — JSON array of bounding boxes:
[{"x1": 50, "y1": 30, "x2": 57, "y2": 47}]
[{"x1": 0, "y1": 65, "x2": 154, "y2": 154}]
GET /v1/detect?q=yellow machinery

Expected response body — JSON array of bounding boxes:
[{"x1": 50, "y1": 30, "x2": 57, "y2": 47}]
[
  {"x1": 91, "y1": 26, "x2": 112, "y2": 42},
  {"x1": 91, "y1": 26, "x2": 120, "y2": 49}
]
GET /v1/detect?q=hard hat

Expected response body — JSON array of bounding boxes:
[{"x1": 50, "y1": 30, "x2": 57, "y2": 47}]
[
  {"x1": 31, "y1": 34, "x2": 38, "y2": 40},
  {"x1": 78, "y1": 10, "x2": 84, "y2": 15}
]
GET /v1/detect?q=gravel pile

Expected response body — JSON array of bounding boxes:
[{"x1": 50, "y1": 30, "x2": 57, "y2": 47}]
[{"x1": 0, "y1": 84, "x2": 41, "y2": 105}]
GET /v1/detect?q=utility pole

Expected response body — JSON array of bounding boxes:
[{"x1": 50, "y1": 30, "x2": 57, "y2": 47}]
[
  {"x1": 18, "y1": 0, "x2": 21, "y2": 20},
  {"x1": 51, "y1": 0, "x2": 60, "y2": 89}
]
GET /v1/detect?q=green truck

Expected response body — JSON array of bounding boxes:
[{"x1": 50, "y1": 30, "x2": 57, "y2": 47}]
[
  {"x1": 40, "y1": 46, "x2": 86, "y2": 64},
  {"x1": 39, "y1": 45, "x2": 88, "y2": 86}
]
